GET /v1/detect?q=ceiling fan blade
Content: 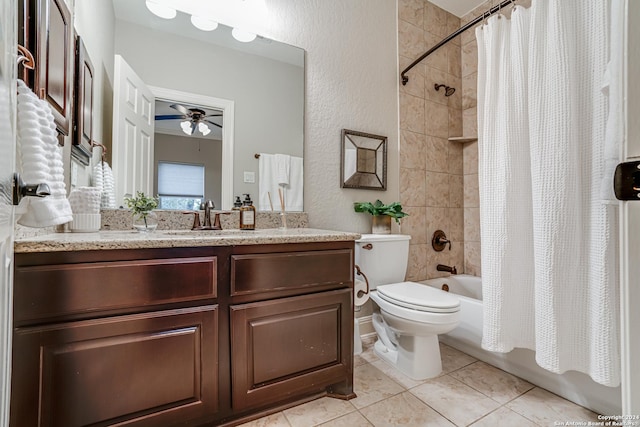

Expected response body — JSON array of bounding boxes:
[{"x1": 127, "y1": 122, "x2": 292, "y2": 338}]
[
  {"x1": 204, "y1": 113, "x2": 223, "y2": 117},
  {"x1": 170, "y1": 104, "x2": 191, "y2": 115},
  {"x1": 154, "y1": 114, "x2": 187, "y2": 120},
  {"x1": 205, "y1": 119, "x2": 222, "y2": 129}
]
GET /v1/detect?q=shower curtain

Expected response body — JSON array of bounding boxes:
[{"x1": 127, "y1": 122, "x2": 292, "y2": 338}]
[{"x1": 477, "y1": 0, "x2": 620, "y2": 387}]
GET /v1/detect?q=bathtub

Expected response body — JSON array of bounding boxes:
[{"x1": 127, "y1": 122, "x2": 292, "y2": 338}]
[{"x1": 422, "y1": 275, "x2": 621, "y2": 416}]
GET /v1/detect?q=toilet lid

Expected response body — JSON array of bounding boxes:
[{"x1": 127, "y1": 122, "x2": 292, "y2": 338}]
[{"x1": 376, "y1": 281, "x2": 460, "y2": 313}]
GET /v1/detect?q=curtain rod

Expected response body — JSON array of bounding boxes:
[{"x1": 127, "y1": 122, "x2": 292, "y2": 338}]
[{"x1": 401, "y1": 0, "x2": 516, "y2": 86}]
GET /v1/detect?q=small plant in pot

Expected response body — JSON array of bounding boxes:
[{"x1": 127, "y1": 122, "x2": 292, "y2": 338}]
[
  {"x1": 354, "y1": 200, "x2": 408, "y2": 234},
  {"x1": 125, "y1": 191, "x2": 159, "y2": 232}
]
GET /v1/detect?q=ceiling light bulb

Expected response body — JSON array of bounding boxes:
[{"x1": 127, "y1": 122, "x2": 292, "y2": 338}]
[
  {"x1": 191, "y1": 15, "x2": 219, "y2": 31},
  {"x1": 145, "y1": 0, "x2": 177, "y2": 19},
  {"x1": 232, "y1": 27, "x2": 257, "y2": 43}
]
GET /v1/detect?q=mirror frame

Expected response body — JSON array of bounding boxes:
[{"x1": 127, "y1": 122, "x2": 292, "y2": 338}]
[{"x1": 340, "y1": 129, "x2": 387, "y2": 190}]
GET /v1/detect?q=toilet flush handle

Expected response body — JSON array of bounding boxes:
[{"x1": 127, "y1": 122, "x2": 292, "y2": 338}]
[{"x1": 362, "y1": 243, "x2": 373, "y2": 250}]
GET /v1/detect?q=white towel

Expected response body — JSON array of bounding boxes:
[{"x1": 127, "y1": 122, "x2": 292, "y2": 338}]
[
  {"x1": 275, "y1": 153, "x2": 290, "y2": 185},
  {"x1": 16, "y1": 80, "x2": 73, "y2": 227},
  {"x1": 92, "y1": 160, "x2": 117, "y2": 209},
  {"x1": 258, "y1": 153, "x2": 304, "y2": 212}
]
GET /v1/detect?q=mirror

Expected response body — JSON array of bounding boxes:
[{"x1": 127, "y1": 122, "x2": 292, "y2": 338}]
[
  {"x1": 341, "y1": 129, "x2": 387, "y2": 190},
  {"x1": 74, "y1": 0, "x2": 305, "y2": 210}
]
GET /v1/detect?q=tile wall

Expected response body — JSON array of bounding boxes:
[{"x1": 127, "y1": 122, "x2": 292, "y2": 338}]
[{"x1": 398, "y1": 0, "x2": 464, "y2": 280}]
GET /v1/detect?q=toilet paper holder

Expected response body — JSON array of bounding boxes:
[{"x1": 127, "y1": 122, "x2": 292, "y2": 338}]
[{"x1": 354, "y1": 264, "x2": 370, "y2": 299}]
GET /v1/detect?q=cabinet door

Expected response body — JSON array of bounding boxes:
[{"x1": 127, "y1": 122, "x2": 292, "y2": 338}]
[
  {"x1": 34, "y1": 0, "x2": 73, "y2": 136},
  {"x1": 231, "y1": 289, "x2": 352, "y2": 410},
  {"x1": 10, "y1": 306, "x2": 219, "y2": 427}
]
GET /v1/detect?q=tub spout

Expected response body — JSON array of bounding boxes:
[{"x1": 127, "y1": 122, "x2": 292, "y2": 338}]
[{"x1": 437, "y1": 264, "x2": 457, "y2": 275}]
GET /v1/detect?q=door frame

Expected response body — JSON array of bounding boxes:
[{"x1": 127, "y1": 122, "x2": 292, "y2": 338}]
[
  {"x1": 620, "y1": 0, "x2": 640, "y2": 415},
  {"x1": 149, "y1": 86, "x2": 235, "y2": 211}
]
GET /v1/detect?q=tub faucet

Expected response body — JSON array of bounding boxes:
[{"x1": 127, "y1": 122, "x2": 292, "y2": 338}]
[{"x1": 437, "y1": 264, "x2": 457, "y2": 275}]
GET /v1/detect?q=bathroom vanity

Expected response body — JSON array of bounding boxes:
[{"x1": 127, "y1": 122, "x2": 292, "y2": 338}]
[{"x1": 10, "y1": 229, "x2": 358, "y2": 426}]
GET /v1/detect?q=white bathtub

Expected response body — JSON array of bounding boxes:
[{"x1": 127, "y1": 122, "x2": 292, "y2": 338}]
[{"x1": 422, "y1": 275, "x2": 620, "y2": 415}]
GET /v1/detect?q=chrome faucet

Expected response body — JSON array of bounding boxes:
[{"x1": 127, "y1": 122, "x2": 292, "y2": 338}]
[
  {"x1": 201, "y1": 200, "x2": 215, "y2": 228},
  {"x1": 437, "y1": 264, "x2": 457, "y2": 275}
]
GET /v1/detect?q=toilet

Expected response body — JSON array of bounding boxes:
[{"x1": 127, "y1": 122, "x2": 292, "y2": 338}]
[{"x1": 355, "y1": 234, "x2": 460, "y2": 380}]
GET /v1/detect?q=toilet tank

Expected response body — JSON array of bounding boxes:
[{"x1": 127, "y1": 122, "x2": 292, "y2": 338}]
[{"x1": 355, "y1": 234, "x2": 411, "y2": 289}]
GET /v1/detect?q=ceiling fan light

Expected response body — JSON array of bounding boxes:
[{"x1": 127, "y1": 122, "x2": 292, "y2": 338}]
[
  {"x1": 198, "y1": 122, "x2": 211, "y2": 136},
  {"x1": 232, "y1": 27, "x2": 256, "y2": 43},
  {"x1": 180, "y1": 120, "x2": 192, "y2": 135},
  {"x1": 145, "y1": 0, "x2": 176, "y2": 19},
  {"x1": 191, "y1": 15, "x2": 219, "y2": 32}
]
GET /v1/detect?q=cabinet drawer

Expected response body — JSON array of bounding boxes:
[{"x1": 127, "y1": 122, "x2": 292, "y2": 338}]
[
  {"x1": 230, "y1": 289, "x2": 352, "y2": 410},
  {"x1": 231, "y1": 249, "x2": 352, "y2": 297},
  {"x1": 15, "y1": 256, "x2": 217, "y2": 324},
  {"x1": 10, "y1": 305, "x2": 219, "y2": 427}
]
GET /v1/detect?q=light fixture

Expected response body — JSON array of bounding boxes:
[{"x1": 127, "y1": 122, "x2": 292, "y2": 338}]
[
  {"x1": 198, "y1": 122, "x2": 211, "y2": 136},
  {"x1": 232, "y1": 27, "x2": 257, "y2": 43},
  {"x1": 191, "y1": 15, "x2": 219, "y2": 32},
  {"x1": 180, "y1": 120, "x2": 193, "y2": 135},
  {"x1": 145, "y1": 0, "x2": 177, "y2": 19}
]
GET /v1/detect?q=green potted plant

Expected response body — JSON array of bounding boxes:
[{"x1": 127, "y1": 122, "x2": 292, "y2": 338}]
[
  {"x1": 125, "y1": 191, "x2": 159, "y2": 232},
  {"x1": 354, "y1": 200, "x2": 408, "y2": 234}
]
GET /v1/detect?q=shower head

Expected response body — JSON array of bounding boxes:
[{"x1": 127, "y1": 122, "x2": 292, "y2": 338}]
[{"x1": 434, "y1": 84, "x2": 455, "y2": 97}]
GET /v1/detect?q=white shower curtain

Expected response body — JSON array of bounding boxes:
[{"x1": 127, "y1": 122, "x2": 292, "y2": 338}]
[{"x1": 478, "y1": 0, "x2": 620, "y2": 387}]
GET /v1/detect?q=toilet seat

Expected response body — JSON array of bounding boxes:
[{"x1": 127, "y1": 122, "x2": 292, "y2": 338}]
[{"x1": 376, "y1": 282, "x2": 460, "y2": 313}]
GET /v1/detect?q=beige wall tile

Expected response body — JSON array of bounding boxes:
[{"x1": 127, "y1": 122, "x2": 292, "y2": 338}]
[
  {"x1": 401, "y1": 206, "x2": 427, "y2": 244},
  {"x1": 464, "y1": 207, "x2": 481, "y2": 242},
  {"x1": 426, "y1": 172, "x2": 449, "y2": 207},
  {"x1": 399, "y1": 19, "x2": 426, "y2": 60},
  {"x1": 448, "y1": 141, "x2": 463, "y2": 175},
  {"x1": 462, "y1": 72, "x2": 477, "y2": 110},
  {"x1": 464, "y1": 241, "x2": 481, "y2": 276},
  {"x1": 447, "y1": 75, "x2": 462, "y2": 110},
  {"x1": 463, "y1": 106, "x2": 478, "y2": 137},
  {"x1": 463, "y1": 173, "x2": 479, "y2": 208},
  {"x1": 462, "y1": 40, "x2": 478, "y2": 77},
  {"x1": 398, "y1": 0, "x2": 424, "y2": 29},
  {"x1": 424, "y1": 2, "x2": 448, "y2": 37},
  {"x1": 400, "y1": 93, "x2": 426, "y2": 134},
  {"x1": 406, "y1": 243, "x2": 428, "y2": 281},
  {"x1": 400, "y1": 55, "x2": 426, "y2": 98},
  {"x1": 449, "y1": 174, "x2": 463, "y2": 208},
  {"x1": 463, "y1": 141, "x2": 478, "y2": 174},
  {"x1": 425, "y1": 135, "x2": 448, "y2": 173},
  {"x1": 446, "y1": 14, "x2": 461, "y2": 45},
  {"x1": 424, "y1": 31, "x2": 449, "y2": 72},
  {"x1": 426, "y1": 247, "x2": 454, "y2": 278},
  {"x1": 425, "y1": 101, "x2": 449, "y2": 138},
  {"x1": 400, "y1": 130, "x2": 426, "y2": 170},
  {"x1": 448, "y1": 208, "x2": 465, "y2": 242},
  {"x1": 448, "y1": 44, "x2": 461, "y2": 78},
  {"x1": 463, "y1": 174, "x2": 480, "y2": 208},
  {"x1": 400, "y1": 167, "x2": 426, "y2": 207},
  {"x1": 450, "y1": 239, "x2": 464, "y2": 273},
  {"x1": 448, "y1": 106, "x2": 463, "y2": 137}
]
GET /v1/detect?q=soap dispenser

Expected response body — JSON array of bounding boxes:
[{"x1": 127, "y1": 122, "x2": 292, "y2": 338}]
[
  {"x1": 239, "y1": 194, "x2": 256, "y2": 230},
  {"x1": 232, "y1": 196, "x2": 242, "y2": 210}
]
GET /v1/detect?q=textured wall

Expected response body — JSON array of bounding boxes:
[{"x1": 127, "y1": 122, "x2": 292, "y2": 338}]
[
  {"x1": 257, "y1": 0, "x2": 400, "y2": 233},
  {"x1": 398, "y1": 0, "x2": 464, "y2": 281}
]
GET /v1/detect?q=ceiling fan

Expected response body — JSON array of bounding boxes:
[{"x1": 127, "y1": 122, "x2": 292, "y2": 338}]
[{"x1": 154, "y1": 103, "x2": 222, "y2": 136}]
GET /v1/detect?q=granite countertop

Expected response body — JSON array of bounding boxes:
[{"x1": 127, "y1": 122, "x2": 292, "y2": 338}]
[{"x1": 14, "y1": 228, "x2": 361, "y2": 253}]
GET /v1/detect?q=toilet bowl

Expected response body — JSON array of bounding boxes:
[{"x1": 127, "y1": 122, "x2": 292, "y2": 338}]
[{"x1": 355, "y1": 234, "x2": 460, "y2": 380}]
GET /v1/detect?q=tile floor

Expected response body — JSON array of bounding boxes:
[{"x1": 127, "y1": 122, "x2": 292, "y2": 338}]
[{"x1": 239, "y1": 337, "x2": 600, "y2": 427}]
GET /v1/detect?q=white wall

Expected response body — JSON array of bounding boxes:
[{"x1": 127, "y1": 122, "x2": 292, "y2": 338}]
[
  {"x1": 153, "y1": 133, "x2": 222, "y2": 208},
  {"x1": 256, "y1": 0, "x2": 400, "y2": 232},
  {"x1": 113, "y1": 20, "x2": 304, "y2": 204},
  {"x1": 73, "y1": 0, "x2": 115, "y2": 186}
]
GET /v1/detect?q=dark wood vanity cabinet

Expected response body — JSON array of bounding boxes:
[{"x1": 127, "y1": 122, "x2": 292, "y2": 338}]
[
  {"x1": 11, "y1": 247, "x2": 223, "y2": 427},
  {"x1": 11, "y1": 241, "x2": 355, "y2": 426}
]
